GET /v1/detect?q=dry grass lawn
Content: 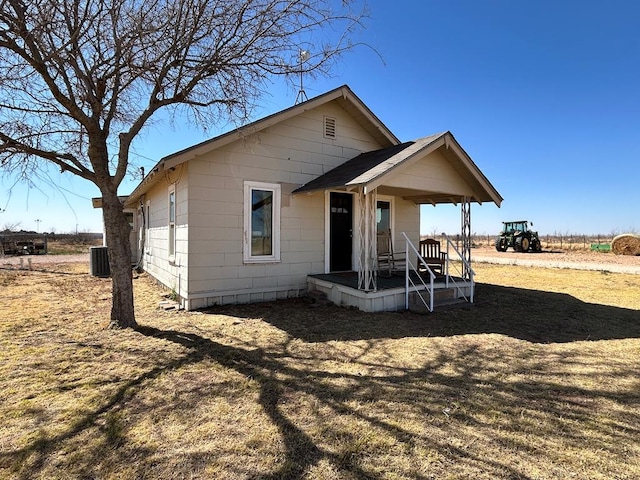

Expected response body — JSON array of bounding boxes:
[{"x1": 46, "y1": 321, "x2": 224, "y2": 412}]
[{"x1": 1, "y1": 260, "x2": 639, "y2": 479}]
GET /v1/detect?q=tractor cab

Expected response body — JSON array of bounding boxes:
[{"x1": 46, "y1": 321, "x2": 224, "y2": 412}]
[{"x1": 502, "y1": 221, "x2": 528, "y2": 235}]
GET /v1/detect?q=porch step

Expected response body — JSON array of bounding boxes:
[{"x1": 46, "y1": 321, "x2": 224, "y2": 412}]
[{"x1": 408, "y1": 287, "x2": 468, "y2": 313}]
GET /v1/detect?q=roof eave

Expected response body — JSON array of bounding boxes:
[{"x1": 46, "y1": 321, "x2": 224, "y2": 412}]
[
  {"x1": 353, "y1": 134, "x2": 447, "y2": 193},
  {"x1": 442, "y1": 132, "x2": 503, "y2": 207},
  {"x1": 350, "y1": 132, "x2": 503, "y2": 207},
  {"x1": 91, "y1": 196, "x2": 130, "y2": 209},
  {"x1": 128, "y1": 85, "x2": 400, "y2": 202}
]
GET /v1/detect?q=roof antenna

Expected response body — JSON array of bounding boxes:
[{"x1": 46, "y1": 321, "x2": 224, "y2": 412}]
[{"x1": 295, "y1": 50, "x2": 310, "y2": 104}]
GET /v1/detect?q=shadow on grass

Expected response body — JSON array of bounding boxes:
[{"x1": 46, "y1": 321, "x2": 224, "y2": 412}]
[
  {"x1": 0, "y1": 347, "x2": 181, "y2": 478},
  {"x1": 4, "y1": 282, "x2": 639, "y2": 479},
  {"x1": 135, "y1": 326, "x2": 337, "y2": 480},
  {"x1": 2, "y1": 322, "x2": 543, "y2": 479},
  {"x1": 208, "y1": 283, "x2": 640, "y2": 344},
  {"x1": 132, "y1": 326, "x2": 545, "y2": 480},
  {"x1": 4, "y1": 316, "x2": 639, "y2": 479},
  {"x1": 122, "y1": 325, "x2": 640, "y2": 478}
]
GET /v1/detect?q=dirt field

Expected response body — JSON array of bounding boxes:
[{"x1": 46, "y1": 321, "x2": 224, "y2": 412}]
[
  {"x1": 0, "y1": 253, "x2": 91, "y2": 271},
  {"x1": 471, "y1": 246, "x2": 640, "y2": 274}
]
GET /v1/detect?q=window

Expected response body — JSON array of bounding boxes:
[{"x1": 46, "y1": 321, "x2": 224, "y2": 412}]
[
  {"x1": 244, "y1": 181, "x2": 281, "y2": 263},
  {"x1": 125, "y1": 212, "x2": 134, "y2": 230},
  {"x1": 168, "y1": 186, "x2": 176, "y2": 258},
  {"x1": 376, "y1": 200, "x2": 391, "y2": 233}
]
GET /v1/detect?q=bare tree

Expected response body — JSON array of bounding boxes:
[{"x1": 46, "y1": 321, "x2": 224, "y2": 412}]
[
  {"x1": 1, "y1": 220, "x2": 21, "y2": 232},
  {"x1": 0, "y1": 0, "x2": 366, "y2": 328}
]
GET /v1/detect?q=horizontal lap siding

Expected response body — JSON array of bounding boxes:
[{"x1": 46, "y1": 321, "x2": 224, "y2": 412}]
[
  {"x1": 141, "y1": 165, "x2": 189, "y2": 298},
  {"x1": 385, "y1": 150, "x2": 471, "y2": 195},
  {"x1": 394, "y1": 198, "x2": 420, "y2": 248},
  {"x1": 185, "y1": 102, "x2": 383, "y2": 309}
]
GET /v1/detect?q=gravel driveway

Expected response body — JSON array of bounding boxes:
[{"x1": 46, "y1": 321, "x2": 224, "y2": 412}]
[
  {"x1": 471, "y1": 247, "x2": 640, "y2": 274},
  {"x1": 1, "y1": 253, "x2": 90, "y2": 268}
]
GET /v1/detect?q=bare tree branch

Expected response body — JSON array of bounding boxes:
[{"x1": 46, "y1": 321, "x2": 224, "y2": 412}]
[{"x1": 0, "y1": 0, "x2": 368, "y2": 328}]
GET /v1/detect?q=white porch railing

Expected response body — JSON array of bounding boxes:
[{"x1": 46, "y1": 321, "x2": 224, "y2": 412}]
[
  {"x1": 441, "y1": 233, "x2": 475, "y2": 303},
  {"x1": 400, "y1": 232, "x2": 476, "y2": 312},
  {"x1": 401, "y1": 232, "x2": 436, "y2": 312}
]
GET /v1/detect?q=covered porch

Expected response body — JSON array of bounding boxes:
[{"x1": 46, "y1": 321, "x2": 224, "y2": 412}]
[
  {"x1": 294, "y1": 131, "x2": 503, "y2": 312},
  {"x1": 308, "y1": 235, "x2": 473, "y2": 313}
]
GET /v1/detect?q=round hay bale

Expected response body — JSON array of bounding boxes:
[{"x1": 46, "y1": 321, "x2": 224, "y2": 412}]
[{"x1": 611, "y1": 234, "x2": 640, "y2": 256}]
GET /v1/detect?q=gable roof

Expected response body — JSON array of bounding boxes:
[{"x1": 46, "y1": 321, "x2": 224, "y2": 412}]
[
  {"x1": 292, "y1": 140, "x2": 416, "y2": 194},
  {"x1": 125, "y1": 85, "x2": 399, "y2": 206},
  {"x1": 294, "y1": 131, "x2": 503, "y2": 206}
]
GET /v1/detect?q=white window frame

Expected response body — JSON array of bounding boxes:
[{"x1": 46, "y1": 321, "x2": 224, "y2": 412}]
[
  {"x1": 243, "y1": 181, "x2": 281, "y2": 263},
  {"x1": 376, "y1": 195, "x2": 395, "y2": 237},
  {"x1": 168, "y1": 184, "x2": 176, "y2": 260},
  {"x1": 323, "y1": 190, "x2": 357, "y2": 274}
]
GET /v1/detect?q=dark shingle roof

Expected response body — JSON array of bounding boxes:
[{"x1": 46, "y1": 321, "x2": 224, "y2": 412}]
[{"x1": 293, "y1": 142, "x2": 415, "y2": 194}]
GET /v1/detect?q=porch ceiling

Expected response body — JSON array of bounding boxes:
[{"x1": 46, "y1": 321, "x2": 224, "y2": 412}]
[{"x1": 375, "y1": 186, "x2": 477, "y2": 206}]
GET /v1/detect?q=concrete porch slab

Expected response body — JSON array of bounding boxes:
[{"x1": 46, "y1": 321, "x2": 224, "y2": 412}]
[{"x1": 307, "y1": 272, "x2": 472, "y2": 312}]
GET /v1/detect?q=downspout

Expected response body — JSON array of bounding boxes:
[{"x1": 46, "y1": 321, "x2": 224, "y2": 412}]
[{"x1": 136, "y1": 195, "x2": 146, "y2": 271}]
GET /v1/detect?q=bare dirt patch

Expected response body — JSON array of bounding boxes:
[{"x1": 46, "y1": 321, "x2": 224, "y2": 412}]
[
  {"x1": 472, "y1": 246, "x2": 640, "y2": 274},
  {"x1": 1, "y1": 253, "x2": 89, "y2": 268}
]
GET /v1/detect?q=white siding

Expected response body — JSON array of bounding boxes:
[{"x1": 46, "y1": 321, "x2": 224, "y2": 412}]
[
  {"x1": 139, "y1": 100, "x2": 423, "y2": 310},
  {"x1": 141, "y1": 164, "x2": 189, "y2": 302},
  {"x1": 180, "y1": 102, "x2": 383, "y2": 309},
  {"x1": 385, "y1": 149, "x2": 473, "y2": 196},
  {"x1": 394, "y1": 197, "x2": 421, "y2": 249}
]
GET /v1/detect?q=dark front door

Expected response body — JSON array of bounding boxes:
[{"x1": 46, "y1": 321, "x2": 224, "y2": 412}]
[{"x1": 330, "y1": 192, "x2": 353, "y2": 271}]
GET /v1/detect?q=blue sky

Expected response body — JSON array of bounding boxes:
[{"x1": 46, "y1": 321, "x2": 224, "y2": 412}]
[{"x1": 2, "y1": 0, "x2": 639, "y2": 236}]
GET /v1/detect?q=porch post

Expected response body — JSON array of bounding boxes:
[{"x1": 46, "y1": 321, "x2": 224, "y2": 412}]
[
  {"x1": 461, "y1": 196, "x2": 471, "y2": 279},
  {"x1": 357, "y1": 187, "x2": 377, "y2": 292}
]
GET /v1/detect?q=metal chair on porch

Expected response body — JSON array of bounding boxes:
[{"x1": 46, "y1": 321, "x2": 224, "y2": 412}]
[
  {"x1": 376, "y1": 230, "x2": 406, "y2": 276},
  {"x1": 418, "y1": 238, "x2": 447, "y2": 275}
]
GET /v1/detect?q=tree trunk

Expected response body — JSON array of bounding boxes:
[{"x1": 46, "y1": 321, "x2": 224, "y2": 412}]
[{"x1": 101, "y1": 191, "x2": 137, "y2": 329}]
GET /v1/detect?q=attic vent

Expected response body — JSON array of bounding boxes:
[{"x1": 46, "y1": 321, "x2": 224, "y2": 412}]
[{"x1": 324, "y1": 116, "x2": 336, "y2": 139}]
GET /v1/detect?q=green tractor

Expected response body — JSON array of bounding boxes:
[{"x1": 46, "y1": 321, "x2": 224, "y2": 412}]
[{"x1": 495, "y1": 220, "x2": 542, "y2": 252}]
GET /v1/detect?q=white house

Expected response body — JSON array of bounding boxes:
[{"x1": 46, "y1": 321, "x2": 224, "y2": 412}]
[{"x1": 120, "y1": 85, "x2": 502, "y2": 311}]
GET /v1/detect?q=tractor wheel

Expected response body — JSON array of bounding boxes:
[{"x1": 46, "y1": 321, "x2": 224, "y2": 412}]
[
  {"x1": 495, "y1": 237, "x2": 507, "y2": 252},
  {"x1": 532, "y1": 239, "x2": 542, "y2": 252},
  {"x1": 515, "y1": 236, "x2": 530, "y2": 252},
  {"x1": 513, "y1": 237, "x2": 522, "y2": 252}
]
